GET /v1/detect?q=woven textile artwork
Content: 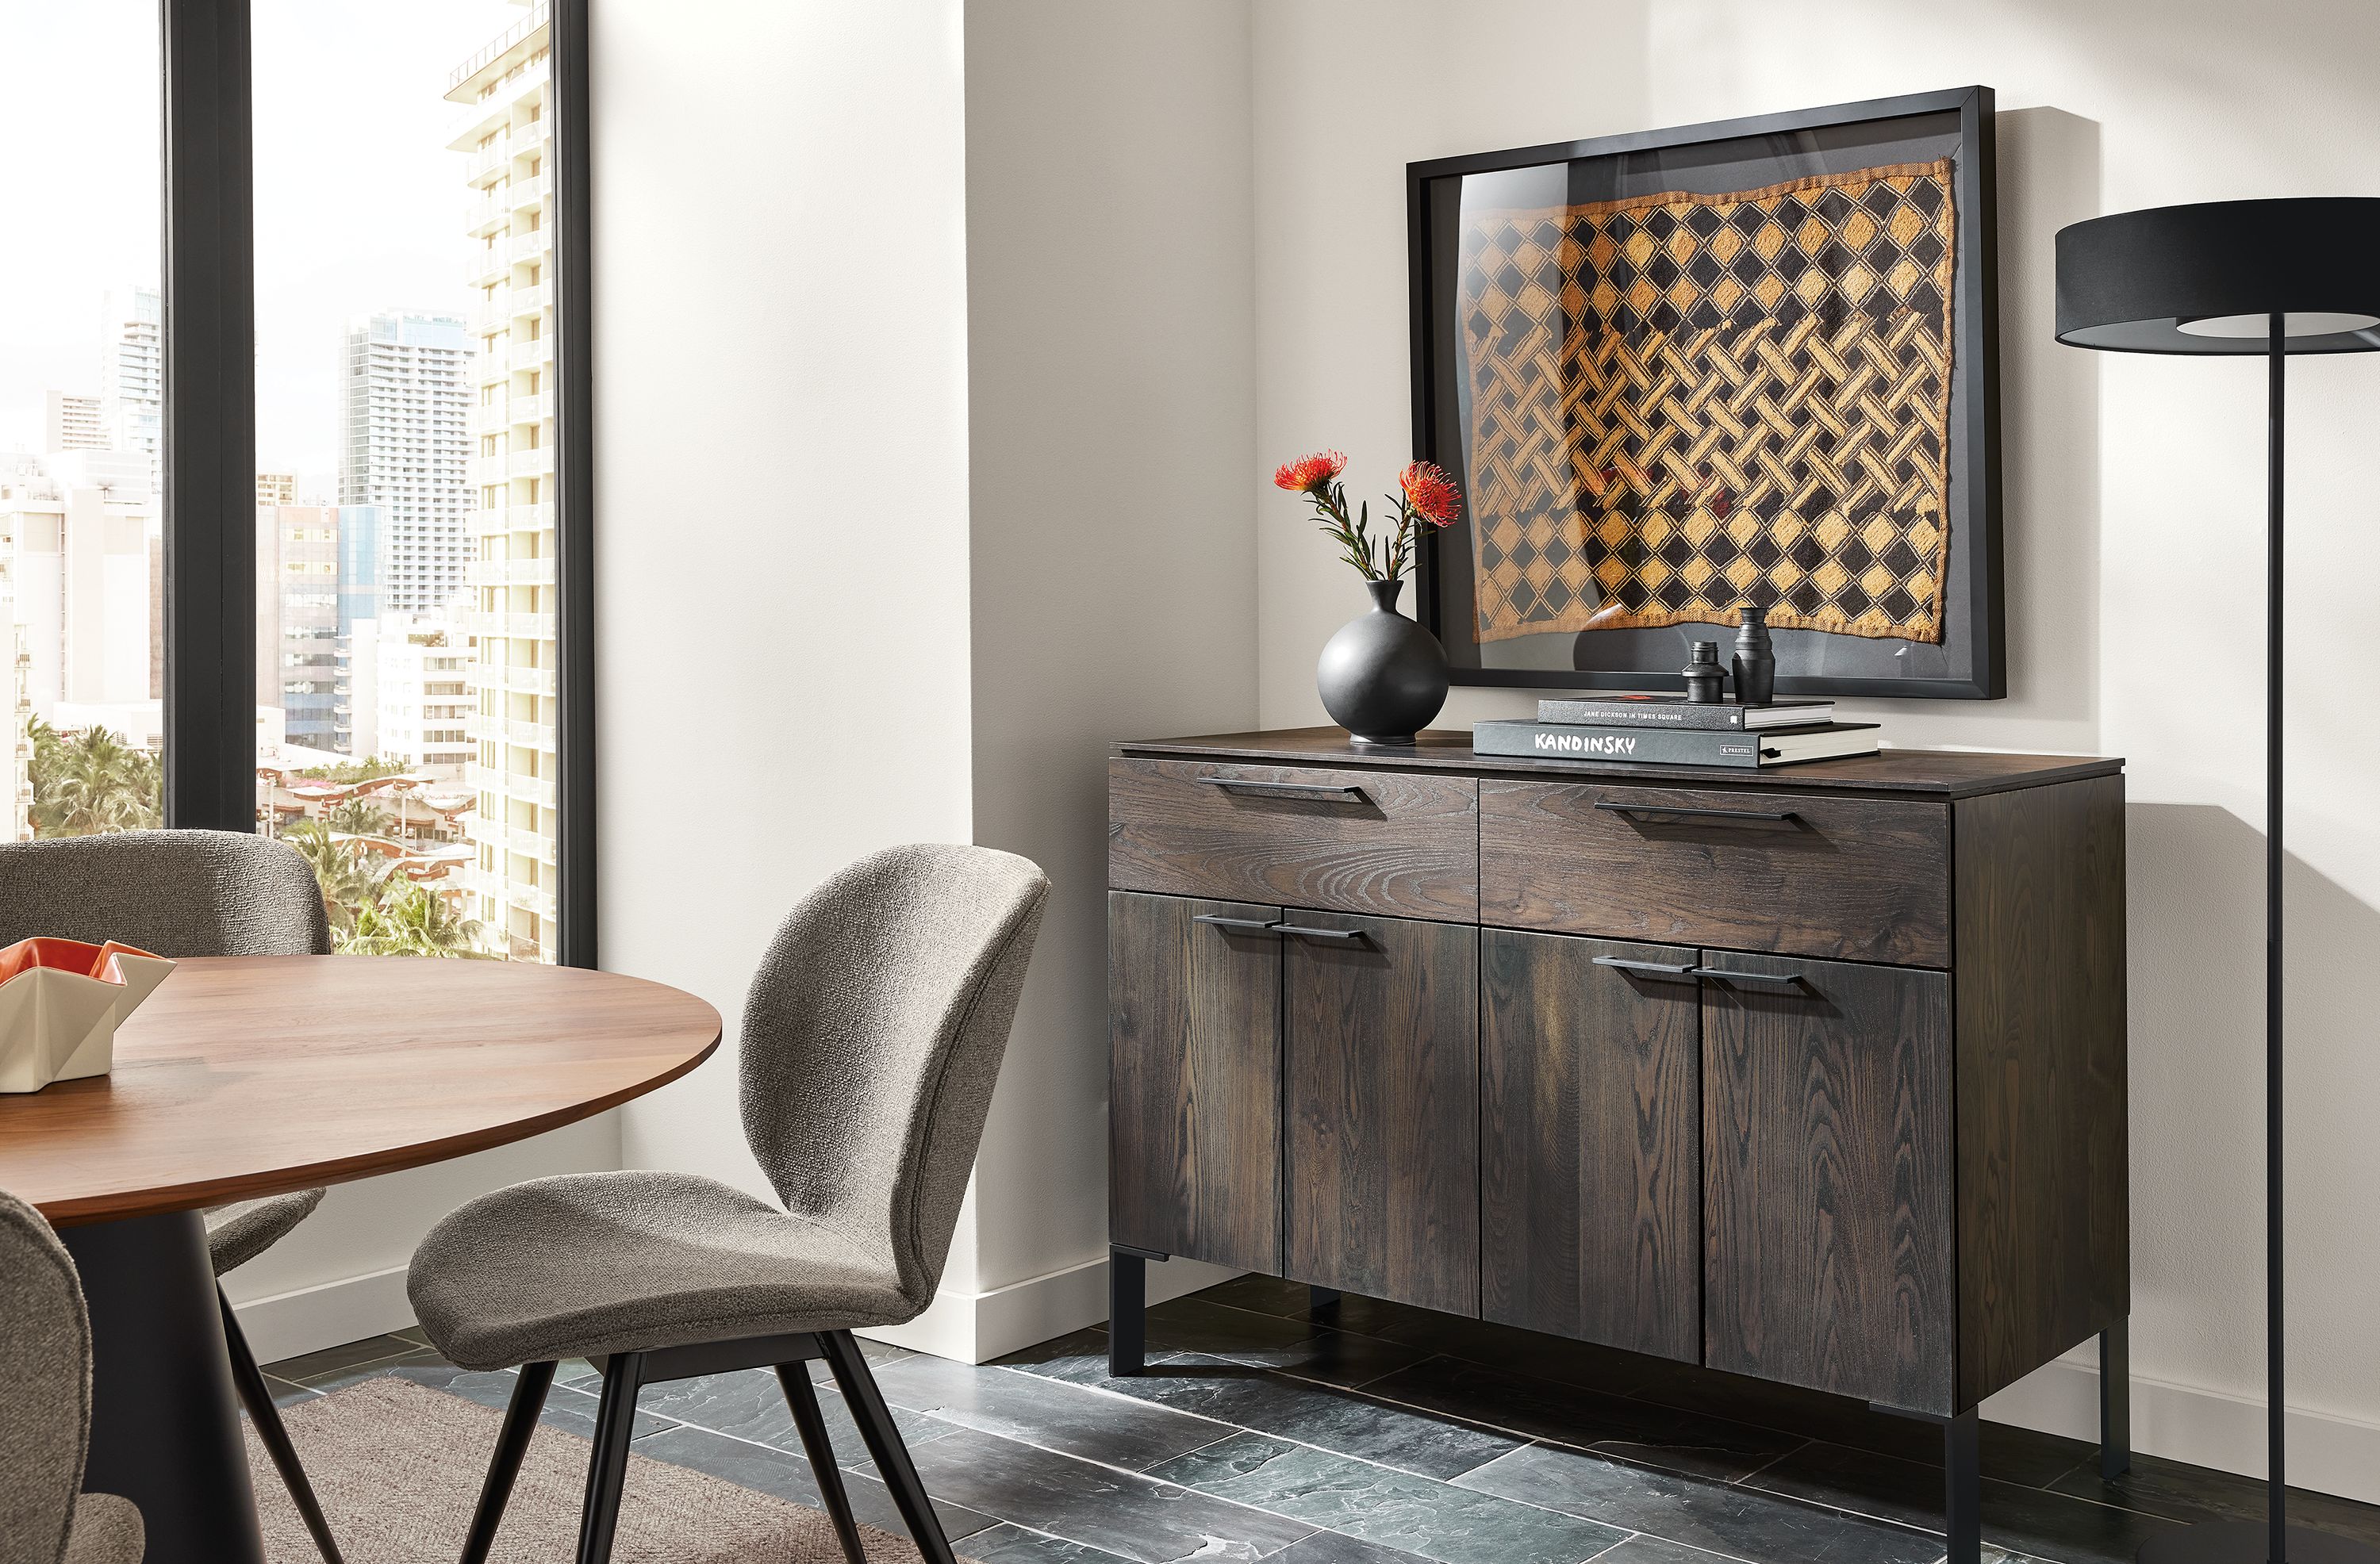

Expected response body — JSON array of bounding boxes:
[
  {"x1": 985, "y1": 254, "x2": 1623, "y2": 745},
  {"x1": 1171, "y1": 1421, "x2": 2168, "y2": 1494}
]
[{"x1": 1457, "y1": 158, "x2": 1958, "y2": 644}]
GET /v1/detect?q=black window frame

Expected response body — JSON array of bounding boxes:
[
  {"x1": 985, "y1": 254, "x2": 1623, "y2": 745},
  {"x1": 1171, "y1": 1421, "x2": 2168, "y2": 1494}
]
[{"x1": 159, "y1": 0, "x2": 596, "y2": 968}]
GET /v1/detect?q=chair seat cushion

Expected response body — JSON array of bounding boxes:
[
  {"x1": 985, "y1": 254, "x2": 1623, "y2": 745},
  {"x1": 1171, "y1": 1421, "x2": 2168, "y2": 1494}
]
[
  {"x1": 63, "y1": 1493, "x2": 144, "y2": 1564},
  {"x1": 406, "y1": 1171, "x2": 918, "y2": 1370},
  {"x1": 204, "y1": 1188, "x2": 326, "y2": 1275}
]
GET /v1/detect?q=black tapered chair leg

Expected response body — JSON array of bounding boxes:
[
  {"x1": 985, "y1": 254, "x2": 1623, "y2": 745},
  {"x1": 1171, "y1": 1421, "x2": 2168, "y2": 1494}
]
[
  {"x1": 460, "y1": 1359, "x2": 557, "y2": 1564},
  {"x1": 218, "y1": 1286, "x2": 345, "y2": 1564},
  {"x1": 774, "y1": 1359, "x2": 867, "y2": 1563},
  {"x1": 820, "y1": 1331, "x2": 956, "y2": 1564},
  {"x1": 576, "y1": 1351, "x2": 643, "y2": 1564}
]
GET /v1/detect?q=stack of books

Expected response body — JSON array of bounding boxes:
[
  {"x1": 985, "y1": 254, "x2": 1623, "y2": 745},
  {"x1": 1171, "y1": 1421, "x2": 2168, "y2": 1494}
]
[{"x1": 1474, "y1": 693, "x2": 1881, "y2": 770}]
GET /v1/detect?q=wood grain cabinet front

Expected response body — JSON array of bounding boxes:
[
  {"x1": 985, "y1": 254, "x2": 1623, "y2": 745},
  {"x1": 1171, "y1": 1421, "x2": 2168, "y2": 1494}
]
[
  {"x1": 1480, "y1": 780, "x2": 1951, "y2": 966},
  {"x1": 1699, "y1": 950, "x2": 1956, "y2": 1413},
  {"x1": 1480, "y1": 930, "x2": 1701, "y2": 1361},
  {"x1": 1107, "y1": 892, "x2": 1284, "y2": 1273},
  {"x1": 1109, "y1": 758, "x2": 1479, "y2": 922},
  {"x1": 1281, "y1": 911, "x2": 1480, "y2": 1317}
]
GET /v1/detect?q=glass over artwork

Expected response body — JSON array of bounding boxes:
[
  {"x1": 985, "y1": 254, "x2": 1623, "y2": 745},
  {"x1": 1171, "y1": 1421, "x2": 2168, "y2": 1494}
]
[{"x1": 1411, "y1": 94, "x2": 2002, "y2": 699}]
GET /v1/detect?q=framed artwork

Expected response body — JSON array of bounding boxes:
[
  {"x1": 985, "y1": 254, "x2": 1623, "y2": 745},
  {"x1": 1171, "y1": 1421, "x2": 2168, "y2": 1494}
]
[{"x1": 1407, "y1": 86, "x2": 2005, "y2": 700}]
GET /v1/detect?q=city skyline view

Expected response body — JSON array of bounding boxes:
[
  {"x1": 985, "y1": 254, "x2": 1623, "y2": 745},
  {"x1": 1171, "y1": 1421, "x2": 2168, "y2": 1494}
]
[{"x1": 1, "y1": 0, "x2": 562, "y2": 962}]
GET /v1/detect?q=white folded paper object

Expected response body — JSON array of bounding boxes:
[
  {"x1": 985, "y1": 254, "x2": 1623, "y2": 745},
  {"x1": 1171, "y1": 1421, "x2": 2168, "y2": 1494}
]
[{"x1": 0, "y1": 937, "x2": 177, "y2": 1094}]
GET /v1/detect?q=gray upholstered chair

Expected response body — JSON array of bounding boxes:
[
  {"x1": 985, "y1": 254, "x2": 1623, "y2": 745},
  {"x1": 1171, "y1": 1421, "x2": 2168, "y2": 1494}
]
[
  {"x1": 409, "y1": 843, "x2": 1050, "y2": 1564},
  {"x1": 0, "y1": 1187, "x2": 145, "y2": 1564},
  {"x1": 0, "y1": 831, "x2": 343, "y2": 1562}
]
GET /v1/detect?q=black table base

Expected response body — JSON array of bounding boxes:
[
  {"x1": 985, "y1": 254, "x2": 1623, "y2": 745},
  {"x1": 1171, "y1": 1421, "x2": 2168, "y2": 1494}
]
[{"x1": 62, "y1": 1209, "x2": 267, "y2": 1564}]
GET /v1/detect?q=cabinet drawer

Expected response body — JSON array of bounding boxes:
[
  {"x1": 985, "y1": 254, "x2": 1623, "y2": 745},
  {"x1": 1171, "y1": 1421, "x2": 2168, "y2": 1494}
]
[
  {"x1": 1109, "y1": 758, "x2": 1479, "y2": 922},
  {"x1": 1480, "y1": 780, "x2": 1949, "y2": 966}
]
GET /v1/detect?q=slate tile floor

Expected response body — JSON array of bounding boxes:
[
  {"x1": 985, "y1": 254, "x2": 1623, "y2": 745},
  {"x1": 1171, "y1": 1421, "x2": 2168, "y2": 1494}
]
[{"x1": 259, "y1": 1276, "x2": 2380, "y2": 1564}]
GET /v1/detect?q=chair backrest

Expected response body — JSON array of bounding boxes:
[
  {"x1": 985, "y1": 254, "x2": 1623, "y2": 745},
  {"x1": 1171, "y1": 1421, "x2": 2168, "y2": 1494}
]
[
  {"x1": 0, "y1": 830, "x2": 330, "y2": 957},
  {"x1": 0, "y1": 1189, "x2": 96, "y2": 1564},
  {"x1": 738, "y1": 843, "x2": 1049, "y2": 1310}
]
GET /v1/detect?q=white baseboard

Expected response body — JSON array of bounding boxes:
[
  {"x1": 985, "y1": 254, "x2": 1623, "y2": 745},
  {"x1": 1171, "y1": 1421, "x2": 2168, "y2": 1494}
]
[
  {"x1": 227, "y1": 1264, "x2": 418, "y2": 1366},
  {"x1": 1984, "y1": 1352, "x2": 2380, "y2": 1505},
  {"x1": 862, "y1": 1252, "x2": 1240, "y2": 1364}
]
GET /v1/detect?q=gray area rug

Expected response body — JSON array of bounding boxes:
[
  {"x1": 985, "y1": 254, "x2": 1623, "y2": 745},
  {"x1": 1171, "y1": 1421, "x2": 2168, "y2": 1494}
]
[{"x1": 244, "y1": 1377, "x2": 962, "y2": 1562}]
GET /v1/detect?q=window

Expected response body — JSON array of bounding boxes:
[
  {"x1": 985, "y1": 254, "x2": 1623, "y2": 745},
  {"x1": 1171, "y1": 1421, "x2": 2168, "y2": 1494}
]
[
  {"x1": 12, "y1": 0, "x2": 591, "y2": 962},
  {"x1": 0, "y1": 2, "x2": 163, "y2": 841},
  {"x1": 247, "y1": 0, "x2": 577, "y2": 962}
]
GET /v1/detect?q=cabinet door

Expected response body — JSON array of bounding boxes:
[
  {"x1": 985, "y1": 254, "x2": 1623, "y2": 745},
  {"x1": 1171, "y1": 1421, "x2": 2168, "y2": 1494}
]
[
  {"x1": 1480, "y1": 930, "x2": 1700, "y2": 1361},
  {"x1": 1284, "y1": 911, "x2": 1478, "y2": 1315},
  {"x1": 1108, "y1": 892, "x2": 1282, "y2": 1272},
  {"x1": 1702, "y1": 951, "x2": 1956, "y2": 1412}
]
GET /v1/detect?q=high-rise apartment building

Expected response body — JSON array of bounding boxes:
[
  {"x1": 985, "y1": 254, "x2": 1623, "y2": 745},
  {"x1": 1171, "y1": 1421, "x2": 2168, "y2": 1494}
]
[
  {"x1": 255, "y1": 504, "x2": 343, "y2": 752},
  {"x1": 336, "y1": 309, "x2": 471, "y2": 618},
  {"x1": 449, "y1": 0, "x2": 559, "y2": 960},
  {"x1": 1, "y1": 452, "x2": 158, "y2": 762},
  {"x1": 374, "y1": 615, "x2": 476, "y2": 777},
  {"x1": 257, "y1": 472, "x2": 299, "y2": 506},
  {"x1": 44, "y1": 393, "x2": 106, "y2": 453},
  {"x1": 97, "y1": 287, "x2": 161, "y2": 489}
]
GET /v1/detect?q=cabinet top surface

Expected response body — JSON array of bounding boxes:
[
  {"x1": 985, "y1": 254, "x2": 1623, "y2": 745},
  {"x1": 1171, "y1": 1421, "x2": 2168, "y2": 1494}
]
[{"x1": 1117, "y1": 728, "x2": 2123, "y2": 799}]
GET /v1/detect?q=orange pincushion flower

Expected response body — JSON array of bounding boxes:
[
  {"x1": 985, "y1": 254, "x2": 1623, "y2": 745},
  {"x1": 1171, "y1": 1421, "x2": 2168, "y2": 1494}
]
[
  {"x1": 1273, "y1": 450, "x2": 1347, "y2": 496},
  {"x1": 1399, "y1": 462, "x2": 1462, "y2": 526}
]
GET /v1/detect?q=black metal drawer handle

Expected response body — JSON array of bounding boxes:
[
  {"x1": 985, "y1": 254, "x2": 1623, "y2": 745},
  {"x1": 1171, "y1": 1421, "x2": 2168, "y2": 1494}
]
[
  {"x1": 1192, "y1": 914, "x2": 1283, "y2": 935},
  {"x1": 1592, "y1": 956, "x2": 1700, "y2": 978},
  {"x1": 1694, "y1": 967, "x2": 1810, "y2": 990},
  {"x1": 1595, "y1": 801, "x2": 1799, "y2": 826},
  {"x1": 1275, "y1": 925, "x2": 1371, "y2": 945},
  {"x1": 1196, "y1": 776, "x2": 1370, "y2": 803}
]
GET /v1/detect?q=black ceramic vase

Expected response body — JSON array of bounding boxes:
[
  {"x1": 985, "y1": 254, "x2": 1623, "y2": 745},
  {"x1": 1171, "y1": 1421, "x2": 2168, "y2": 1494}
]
[{"x1": 1316, "y1": 578, "x2": 1449, "y2": 744}]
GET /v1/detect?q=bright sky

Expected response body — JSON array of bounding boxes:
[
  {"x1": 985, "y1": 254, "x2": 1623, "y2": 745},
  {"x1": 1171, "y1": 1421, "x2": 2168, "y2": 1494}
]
[{"x1": 0, "y1": 0, "x2": 515, "y2": 492}]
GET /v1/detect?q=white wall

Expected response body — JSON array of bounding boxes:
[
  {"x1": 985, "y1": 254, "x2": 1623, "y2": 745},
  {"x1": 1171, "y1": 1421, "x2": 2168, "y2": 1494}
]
[
  {"x1": 581, "y1": 0, "x2": 1261, "y2": 1363},
  {"x1": 591, "y1": 0, "x2": 977, "y2": 1206},
  {"x1": 956, "y1": 0, "x2": 1259, "y2": 1356},
  {"x1": 1253, "y1": 0, "x2": 2380, "y2": 1499}
]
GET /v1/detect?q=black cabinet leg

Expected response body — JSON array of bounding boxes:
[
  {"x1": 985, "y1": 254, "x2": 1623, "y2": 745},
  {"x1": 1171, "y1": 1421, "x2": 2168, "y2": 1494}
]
[
  {"x1": 1108, "y1": 1247, "x2": 1146, "y2": 1377},
  {"x1": 1945, "y1": 1409, "x2": 1981, "y2": 1564},
  {"x1": 1309, "y1": 1285, "x2": 1342, "y2": 1317},
  {"x1": 2101, "y1": 1318, "x2": 2132, "y2": 1479}
]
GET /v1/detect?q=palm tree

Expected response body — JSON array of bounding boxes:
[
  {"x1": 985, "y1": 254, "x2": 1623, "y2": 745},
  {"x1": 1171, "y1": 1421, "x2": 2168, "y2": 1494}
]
[
  {"x1": 282, "y1": 819, "x2": 386, "y2": 935},
  {"x1": 31, "y1": 723, "x2": 161, "y2": 837},
  {"x1": 342, "y1": 877, "x2": 489, "y2": 958},
  {"x1": 321, "y1": 798, "x2": 390, "y2": 838}
]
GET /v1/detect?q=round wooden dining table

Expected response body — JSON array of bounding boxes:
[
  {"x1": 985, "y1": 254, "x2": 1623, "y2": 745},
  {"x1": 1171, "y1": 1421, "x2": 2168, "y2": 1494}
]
[{"x1": 0, "y1": 955, "x2": 722, "y2": 1564}]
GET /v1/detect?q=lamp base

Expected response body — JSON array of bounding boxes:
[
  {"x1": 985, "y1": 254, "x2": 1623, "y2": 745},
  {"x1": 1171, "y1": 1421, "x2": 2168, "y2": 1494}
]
[{"x1": 2140, "y1": 1521, "x2": 2380, "y2": 1564}]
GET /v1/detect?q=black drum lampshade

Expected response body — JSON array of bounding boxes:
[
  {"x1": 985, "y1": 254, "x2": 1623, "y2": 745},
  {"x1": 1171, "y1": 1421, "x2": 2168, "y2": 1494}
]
[{"x1": 2057, "y1": 197, "x2": 2380, "y2": 355}]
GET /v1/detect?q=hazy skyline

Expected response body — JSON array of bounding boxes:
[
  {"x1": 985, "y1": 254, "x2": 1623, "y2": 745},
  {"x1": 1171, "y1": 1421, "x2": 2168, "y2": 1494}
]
[{"x1": 0, "y1": 0, "x2": 515, "y2": 487}]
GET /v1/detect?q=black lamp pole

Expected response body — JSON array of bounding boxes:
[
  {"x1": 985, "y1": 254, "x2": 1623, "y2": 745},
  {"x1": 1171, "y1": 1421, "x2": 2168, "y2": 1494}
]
[
  {"x1": 2057, "y1": 198, "x2": 2380, "y2": 1564},
  {"x1": 2264, "y1": 315, "x2": 2285, "y2": 1564}
]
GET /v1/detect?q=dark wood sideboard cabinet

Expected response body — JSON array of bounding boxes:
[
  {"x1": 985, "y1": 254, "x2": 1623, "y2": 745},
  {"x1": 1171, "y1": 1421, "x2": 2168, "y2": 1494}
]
[{"x1": 1106, "y1": 729, "x2": 2129, "y2": 1562}]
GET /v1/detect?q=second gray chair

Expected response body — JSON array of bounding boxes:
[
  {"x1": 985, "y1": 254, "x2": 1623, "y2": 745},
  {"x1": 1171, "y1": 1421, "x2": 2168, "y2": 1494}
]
[
  {"x1": 0, "y1": 831, "x2": 342, "y2": 1563},
  {"x1": 0, "y1": 1186, "x2": 145, "y2": 1564},
  {"x1": 408, "y1": 843, "x2": 1050, "y2": 1564}
]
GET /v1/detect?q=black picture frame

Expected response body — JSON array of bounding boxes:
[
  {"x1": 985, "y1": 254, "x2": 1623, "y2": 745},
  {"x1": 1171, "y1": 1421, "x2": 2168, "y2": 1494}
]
[{"x1": 1407, "y1": 86, "x2": 2005, "y2": 700}]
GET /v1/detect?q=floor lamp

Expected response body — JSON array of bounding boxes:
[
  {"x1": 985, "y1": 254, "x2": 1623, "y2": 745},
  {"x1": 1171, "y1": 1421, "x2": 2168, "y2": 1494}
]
[{"x1": 2056, "y1": 197, "x2": 2380, "y2": 1564}]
